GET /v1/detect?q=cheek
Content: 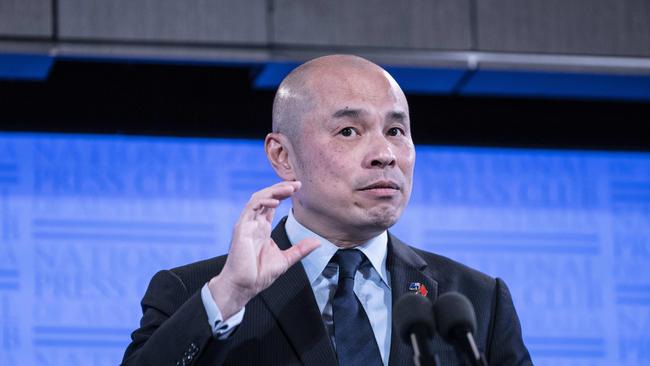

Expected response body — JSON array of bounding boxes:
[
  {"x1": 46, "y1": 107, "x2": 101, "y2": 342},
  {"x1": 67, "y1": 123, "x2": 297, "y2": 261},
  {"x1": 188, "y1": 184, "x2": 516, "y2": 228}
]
[
  {"x1": 400, "y1": 146, "x2": 416, "y2": 175},
  {"x1": 316, "y1": 147, "x2": 348, "y2": 173},
  {"x1": 300, "y1": 150, "x2": 345, "y2": 184}
]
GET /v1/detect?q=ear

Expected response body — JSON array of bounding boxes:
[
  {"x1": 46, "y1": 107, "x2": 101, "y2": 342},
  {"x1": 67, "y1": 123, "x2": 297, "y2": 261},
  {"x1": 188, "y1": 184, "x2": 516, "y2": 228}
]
[{"x1": 265, "y1": 132, "x2": 297, "y2": 181}]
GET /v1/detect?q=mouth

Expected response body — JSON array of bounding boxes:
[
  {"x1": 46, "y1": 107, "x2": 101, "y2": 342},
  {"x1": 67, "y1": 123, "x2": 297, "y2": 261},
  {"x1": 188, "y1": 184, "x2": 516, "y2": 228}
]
[{"x1": 359, "y1": 180, "x2": 401, "y2": 191}]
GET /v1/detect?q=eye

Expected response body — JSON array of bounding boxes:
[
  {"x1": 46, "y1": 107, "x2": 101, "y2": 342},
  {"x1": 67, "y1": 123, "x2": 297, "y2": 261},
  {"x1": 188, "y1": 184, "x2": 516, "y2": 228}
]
[
  {"x1": 387, "y1": 127, "x2": 405, "y2": 136},
  {"x1": 339, "y1": 127, "x2": 358, "y2": 137}
]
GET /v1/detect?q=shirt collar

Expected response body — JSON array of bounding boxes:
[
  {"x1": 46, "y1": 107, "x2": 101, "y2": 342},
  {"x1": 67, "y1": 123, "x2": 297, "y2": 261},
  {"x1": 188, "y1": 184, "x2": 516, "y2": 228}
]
[{"x1": 285, "y1": 209, "x2": 390, "y2": 287}]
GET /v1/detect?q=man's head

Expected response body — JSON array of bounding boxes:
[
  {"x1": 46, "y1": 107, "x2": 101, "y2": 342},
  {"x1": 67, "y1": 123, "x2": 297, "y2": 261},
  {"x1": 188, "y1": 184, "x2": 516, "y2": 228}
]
[{"x1": 266, "y1": 54, "x2": 415, "y2": 246}]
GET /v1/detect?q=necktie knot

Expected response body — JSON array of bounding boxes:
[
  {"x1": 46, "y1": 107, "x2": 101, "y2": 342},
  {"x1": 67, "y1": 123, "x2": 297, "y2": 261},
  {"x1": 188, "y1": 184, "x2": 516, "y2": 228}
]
[{"x1": 333, "y1": 249, "x2": 364, "y2": 279}]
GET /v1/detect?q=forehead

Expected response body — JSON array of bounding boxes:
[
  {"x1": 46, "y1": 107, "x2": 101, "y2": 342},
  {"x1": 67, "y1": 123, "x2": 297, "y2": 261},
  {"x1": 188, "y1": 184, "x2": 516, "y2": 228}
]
[{"x1": 306, "y1": 66, "x2": 409, "y2": 113}]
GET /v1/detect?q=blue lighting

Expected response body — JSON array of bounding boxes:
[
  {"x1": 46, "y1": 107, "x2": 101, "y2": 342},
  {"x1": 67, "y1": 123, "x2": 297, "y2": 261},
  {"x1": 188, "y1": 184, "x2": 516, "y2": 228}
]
[
  {"x1": 0, "y1": 53, "x2": 54, "y2": 81},
  {"x1": 462, "y1": 69, "x2": 650, "y2": 101},
  {"x1": 385, "y1": 66, "x2": 466, "y2": 94},
  {"x1": 253, "y1": 62, "x2": 300, "y2": 89},
  {"x1": 251, "y1": 60, "x2": 650, "y2": 101}
]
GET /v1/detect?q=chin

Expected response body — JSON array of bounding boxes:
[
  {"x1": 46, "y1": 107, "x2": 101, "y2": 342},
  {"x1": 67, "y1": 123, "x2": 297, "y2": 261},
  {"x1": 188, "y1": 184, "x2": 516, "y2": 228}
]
[{"x1": 364, "y1": 206, "x2": 402, "y2": 230}]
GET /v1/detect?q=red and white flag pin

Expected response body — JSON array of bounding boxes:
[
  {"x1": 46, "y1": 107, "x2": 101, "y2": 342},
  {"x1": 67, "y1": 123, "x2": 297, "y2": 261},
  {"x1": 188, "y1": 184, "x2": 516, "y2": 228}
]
[{"x1": 408, "y1": 282, "x2": 428, "y2": 297}]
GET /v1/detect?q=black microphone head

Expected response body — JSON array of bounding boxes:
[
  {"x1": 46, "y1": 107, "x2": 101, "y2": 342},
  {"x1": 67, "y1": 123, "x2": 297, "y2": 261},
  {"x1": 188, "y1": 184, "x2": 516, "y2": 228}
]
[
  {"x1": 393, "y1": 293, "x2": 435, "y2": 343},
  {"x1": 433, "y1": 292, "x2": 477, "y2": 343}
]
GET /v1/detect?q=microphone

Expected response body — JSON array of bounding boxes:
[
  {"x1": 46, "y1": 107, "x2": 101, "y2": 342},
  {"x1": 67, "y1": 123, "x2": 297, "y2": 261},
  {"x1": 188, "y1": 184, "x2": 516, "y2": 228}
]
[
  {"x1": 433, "y1": 292, "x2": 488, "y2": 366},
  {"x1": 393, "y1": 293, "x2": 440, "y2": 366}
]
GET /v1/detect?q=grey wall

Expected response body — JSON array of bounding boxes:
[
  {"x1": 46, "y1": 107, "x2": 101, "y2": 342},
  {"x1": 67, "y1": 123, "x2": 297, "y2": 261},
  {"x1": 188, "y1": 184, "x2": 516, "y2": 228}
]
[
  {"x1": 476, "y1": 0, "x2": 650, "y2": 57},
  {"x1": 1, "y1": 0, "x2": 648, "y2": 61},
  {"x1": 0, "y1": 0, "x2": 52, "y2": 37},
  {"x1": 57, "y1": 0, "x2": 267, "y2": 44},
  {"x1": 272, "y1": 0, "x2": 472, "y2": 50}
]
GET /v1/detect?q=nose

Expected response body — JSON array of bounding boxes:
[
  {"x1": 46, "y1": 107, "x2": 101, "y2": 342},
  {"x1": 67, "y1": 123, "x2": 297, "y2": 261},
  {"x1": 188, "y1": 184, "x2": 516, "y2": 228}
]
[{"x1": 365, "y1": 136, "x2": 396, "y2": 169}]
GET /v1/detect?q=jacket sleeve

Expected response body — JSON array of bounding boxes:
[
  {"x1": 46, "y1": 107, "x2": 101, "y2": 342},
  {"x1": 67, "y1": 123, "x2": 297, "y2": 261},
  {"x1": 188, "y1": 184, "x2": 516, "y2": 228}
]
[
  {"x1": 486, "y1": 278, "x2": 534, "y2": 365},
  {"x1": 121, "y1": 270, "x2": 215, "y2": 366}
]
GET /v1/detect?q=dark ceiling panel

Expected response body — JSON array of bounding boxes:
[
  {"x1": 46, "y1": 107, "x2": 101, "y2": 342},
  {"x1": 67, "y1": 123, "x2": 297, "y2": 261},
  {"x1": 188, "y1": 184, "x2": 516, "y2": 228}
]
[
  {"x1": 0, "y1": 0, "x2": 52, "y2": 38},
  {"x1": 272, "y1": 0, "x2": 472, "y2": 49},
  {"x1": 57, "y1": 0, "x2": 267, "y2": 44},
  {"x1": 476, "y1": 0, "x2": 650, "y2": 57}
]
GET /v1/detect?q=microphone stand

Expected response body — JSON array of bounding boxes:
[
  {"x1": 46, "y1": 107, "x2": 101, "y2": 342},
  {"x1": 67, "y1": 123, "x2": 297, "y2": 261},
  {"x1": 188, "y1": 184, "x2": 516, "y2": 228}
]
[
  {"x1": 461, "y1": 331, "x2": 488, "y2": 366},
  {"x1": 410, "y1": 333, "x2": 441, "y2": 366}
]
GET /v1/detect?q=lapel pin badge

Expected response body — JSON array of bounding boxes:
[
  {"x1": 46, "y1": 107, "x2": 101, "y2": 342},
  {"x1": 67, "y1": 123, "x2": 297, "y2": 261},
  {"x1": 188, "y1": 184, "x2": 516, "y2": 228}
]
[{"x1": 408, "y1": 282, "x2": 428, "y2": 297}]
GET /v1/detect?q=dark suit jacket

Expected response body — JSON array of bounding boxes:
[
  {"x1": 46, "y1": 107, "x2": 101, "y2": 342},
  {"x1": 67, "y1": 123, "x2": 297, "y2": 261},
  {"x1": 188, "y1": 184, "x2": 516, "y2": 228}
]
[{"x1": 122, "y1": 218, "x2": 532, "y2": 365}]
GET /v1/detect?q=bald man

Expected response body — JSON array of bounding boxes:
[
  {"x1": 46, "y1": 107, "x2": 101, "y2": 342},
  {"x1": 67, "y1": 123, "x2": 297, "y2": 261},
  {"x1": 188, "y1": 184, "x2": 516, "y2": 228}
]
[{"x1": 122, "y1": 55, "x2": 532, "y2": 366}]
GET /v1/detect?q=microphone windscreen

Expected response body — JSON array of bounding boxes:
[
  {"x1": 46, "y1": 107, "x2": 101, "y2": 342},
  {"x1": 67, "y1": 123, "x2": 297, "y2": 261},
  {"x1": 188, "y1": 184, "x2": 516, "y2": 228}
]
[
  {"x1": 393, "y1": 293, "x2": 435, "y2": 343},
  {"x1": 433, "y1": 292, "x2": 477, "y2": 342}
]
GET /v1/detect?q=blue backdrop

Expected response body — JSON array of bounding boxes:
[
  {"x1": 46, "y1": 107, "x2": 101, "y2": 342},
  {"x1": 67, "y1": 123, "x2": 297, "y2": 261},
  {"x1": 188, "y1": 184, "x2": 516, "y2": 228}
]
[{"x1": 1, "y1": 132, "x2": 649, "y2": 365}]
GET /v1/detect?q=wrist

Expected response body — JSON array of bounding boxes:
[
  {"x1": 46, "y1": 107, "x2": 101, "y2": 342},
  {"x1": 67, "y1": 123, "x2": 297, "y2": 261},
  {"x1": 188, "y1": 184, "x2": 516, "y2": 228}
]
[{"x1": 208, "y1": 274, "x2": 252, "y2": 320}]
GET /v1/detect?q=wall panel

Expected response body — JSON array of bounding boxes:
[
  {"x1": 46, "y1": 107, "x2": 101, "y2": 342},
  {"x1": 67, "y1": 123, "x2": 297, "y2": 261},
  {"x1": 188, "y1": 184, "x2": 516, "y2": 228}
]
[
  {"x1": 0, "y1": 0, "x2": 51, "y2": 37},
  {"x1": 476, "y1": 0, "x2": 650, "y2": 56},
  {"x1": 272, "y1": 0, "x2": 471, "y2": 49},
  {"x1": 57, "y1": 0, "x2": 267, "y2": 44}
]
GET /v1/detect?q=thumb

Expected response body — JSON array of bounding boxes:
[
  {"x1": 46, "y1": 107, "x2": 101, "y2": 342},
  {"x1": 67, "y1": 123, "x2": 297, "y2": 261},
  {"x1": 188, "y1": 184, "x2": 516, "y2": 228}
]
[{"x1": 282, "y1": 238, "x2": 321, "y2": 267}]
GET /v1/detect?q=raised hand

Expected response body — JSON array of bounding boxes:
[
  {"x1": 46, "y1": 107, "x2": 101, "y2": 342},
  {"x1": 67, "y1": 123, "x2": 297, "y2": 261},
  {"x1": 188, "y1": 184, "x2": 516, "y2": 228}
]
[{"x1": 207, "y1": 181, "x2": 320, "y2": 319}]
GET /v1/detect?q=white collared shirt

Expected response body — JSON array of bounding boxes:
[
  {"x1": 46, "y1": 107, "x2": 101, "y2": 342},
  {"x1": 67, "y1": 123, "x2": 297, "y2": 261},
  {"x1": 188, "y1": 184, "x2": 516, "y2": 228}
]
[{"x1": 285, "y1": 210, "x2": 392, "y2": 365}]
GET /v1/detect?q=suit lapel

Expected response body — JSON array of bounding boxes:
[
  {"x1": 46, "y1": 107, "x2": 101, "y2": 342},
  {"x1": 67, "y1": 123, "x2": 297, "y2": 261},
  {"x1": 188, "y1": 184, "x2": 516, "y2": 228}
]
[
  {"x1": 387, "y1": 234, "x2": 438, "y2": 366},
  {"x1": 259, "y1": 218, "x2": 338, "y2": 366}
]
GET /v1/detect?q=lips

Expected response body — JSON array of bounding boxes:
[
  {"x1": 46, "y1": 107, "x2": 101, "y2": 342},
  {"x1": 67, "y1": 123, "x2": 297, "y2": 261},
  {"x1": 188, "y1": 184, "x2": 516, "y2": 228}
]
[{"x1": 359, "y1": 180, "x2": 401, "y2": 191}]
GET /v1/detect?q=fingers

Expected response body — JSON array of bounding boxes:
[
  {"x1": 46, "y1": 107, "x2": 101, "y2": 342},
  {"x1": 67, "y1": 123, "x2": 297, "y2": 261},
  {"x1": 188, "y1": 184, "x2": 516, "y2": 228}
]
[
  {"x1": 243, "y1": 181, "x2": 301, "y2": 221},
  {"x1": 252, "y1": 181, "x2": 301, "y2": 203},
  {"x1": 251, "y1": 198, "x2": 280, "y2": 211},
  {"x1": 282, "y1": 238, "x2": 321, "y2": 267},
  {"x1": 253, "y1": 198, "x2": 279, "y2": 222}
]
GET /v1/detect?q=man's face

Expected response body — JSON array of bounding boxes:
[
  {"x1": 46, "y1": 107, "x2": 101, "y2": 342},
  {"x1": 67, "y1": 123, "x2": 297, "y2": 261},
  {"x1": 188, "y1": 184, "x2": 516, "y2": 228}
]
[{"x1": 291, "y1": 66, "x2": 415, "y2": 240}]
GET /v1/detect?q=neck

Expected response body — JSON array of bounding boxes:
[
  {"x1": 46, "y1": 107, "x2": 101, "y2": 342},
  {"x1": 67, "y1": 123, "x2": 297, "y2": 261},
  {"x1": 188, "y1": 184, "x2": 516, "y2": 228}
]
[
  {"x1": 291, "y1": 207, "x2": 384, "y2": 249},
  {"x1": 329, "y1": 238, "x2": 367, "y2": 249}
]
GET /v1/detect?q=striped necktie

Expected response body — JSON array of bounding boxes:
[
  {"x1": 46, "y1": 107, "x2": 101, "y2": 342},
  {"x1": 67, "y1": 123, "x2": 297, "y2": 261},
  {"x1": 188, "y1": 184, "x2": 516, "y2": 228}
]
[{"x1": 331, "y1": 249, "x2": 383, "y2": 366}]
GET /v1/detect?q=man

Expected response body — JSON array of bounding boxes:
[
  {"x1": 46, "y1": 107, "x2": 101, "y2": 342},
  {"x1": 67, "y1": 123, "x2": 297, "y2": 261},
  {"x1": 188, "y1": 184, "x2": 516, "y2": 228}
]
[{"x1": 122, "y1": 55, "x2": 532, "y2": 365}]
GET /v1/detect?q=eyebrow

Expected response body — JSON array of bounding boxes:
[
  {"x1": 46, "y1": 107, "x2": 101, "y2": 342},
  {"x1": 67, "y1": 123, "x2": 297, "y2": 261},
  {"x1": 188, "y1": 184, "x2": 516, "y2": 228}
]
[
  {"x1": 388, "y1": 111, "x2": 407, "y2": 122},
  {"x1": 332, "y1": 108, "x2": 362, "y2": 119},
  {"x1": 331, "y1": 108, "x2": 408, "y2": 122}
]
